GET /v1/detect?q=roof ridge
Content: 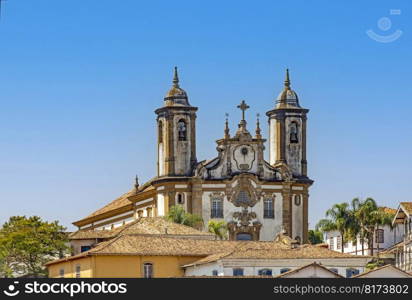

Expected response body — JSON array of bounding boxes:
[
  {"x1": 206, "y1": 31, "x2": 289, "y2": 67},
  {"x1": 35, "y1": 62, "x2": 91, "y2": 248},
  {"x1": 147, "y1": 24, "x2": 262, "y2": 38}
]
[
  {"x1": 89, "y1": 234, "x2": 125, "y2": 254},
  {"x1": 275, "y1": 262, "x2": 343, "y2": 278},
  {"x1": 353, "y1": 264, "x2": 412, "y2": 278}
]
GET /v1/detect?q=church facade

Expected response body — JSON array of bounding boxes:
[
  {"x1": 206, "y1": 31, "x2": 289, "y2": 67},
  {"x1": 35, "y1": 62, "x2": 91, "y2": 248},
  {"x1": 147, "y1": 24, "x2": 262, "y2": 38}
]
[{"x1": 72, "y1": 68, "x2": 313, "y2": 243}]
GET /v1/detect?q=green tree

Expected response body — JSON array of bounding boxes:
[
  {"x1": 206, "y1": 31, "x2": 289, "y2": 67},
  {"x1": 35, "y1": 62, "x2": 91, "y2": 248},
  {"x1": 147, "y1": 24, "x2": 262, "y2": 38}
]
[
  {"x1": 308, "y1": 229, "x2": 324, "y2": 245},
  {"x1": 316, "y1": 203, "x2": 352, "y2": 253},
  {"x1": 166, "y1": 205, "x2": 203, "y2": 229},
  {"x1": 352, "y1": 198, "x2": 378, "y2": 255},
  {"x1": 0, "y1": 216, "x2": 69, "y2": 278},
  {"x1": 0, "y1": 247, "x2": 13, "y2": 278},
  {"x1": 207, "y1": 220, "x2": 228, "y2": 240},
  {"x1": 347, "y1": 198, "x2": 362, "y2": 255}
]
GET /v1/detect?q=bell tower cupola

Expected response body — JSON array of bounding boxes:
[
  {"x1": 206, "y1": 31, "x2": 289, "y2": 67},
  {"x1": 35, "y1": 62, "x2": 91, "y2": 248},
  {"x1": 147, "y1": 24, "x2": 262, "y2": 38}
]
[
  {"x1": 266, "y1": 69, "x2": 309, "y2": 178},
  {"x1": 155, "y1": 67, "x2": 198, "y2": 177}
]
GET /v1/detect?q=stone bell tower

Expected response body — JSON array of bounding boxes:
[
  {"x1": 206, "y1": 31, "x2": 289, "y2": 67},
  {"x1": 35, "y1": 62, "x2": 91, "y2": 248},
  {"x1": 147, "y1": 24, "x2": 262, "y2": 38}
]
[
  {"x1": 266, "y1": 69, "x2": 309, "y2": 178},
  {"x1": 155, "y1": 67, "x2": 197, "y2": 177}
]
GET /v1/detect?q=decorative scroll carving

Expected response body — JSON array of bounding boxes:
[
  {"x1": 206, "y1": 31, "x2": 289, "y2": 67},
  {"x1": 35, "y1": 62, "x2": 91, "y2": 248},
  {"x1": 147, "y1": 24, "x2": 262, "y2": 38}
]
[
  {"x1": 226, "y1": 175, "x2": 262, "y2": 208},
  {"x1": 273, "y1": 162, "x2": 292, "y2": 181},
  {"x1": 228, "y1": 208, "x2": 262, "y2": 241}
]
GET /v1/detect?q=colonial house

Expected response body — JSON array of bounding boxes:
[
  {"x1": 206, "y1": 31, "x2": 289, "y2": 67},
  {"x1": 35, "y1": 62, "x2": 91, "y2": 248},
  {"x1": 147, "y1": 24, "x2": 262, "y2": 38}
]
[
  {"x1": 389, "y1": 202, "x2": 412, "y2": 272},
  {"x1": 182, "y1": 236, "x2": 370, "y2": 278},
  {"x1": 68, "y1": 217, "x2": 215, "y2": 255},
  {"x1": 324, "y1": 207, "x2": 403, "y2": 256}
]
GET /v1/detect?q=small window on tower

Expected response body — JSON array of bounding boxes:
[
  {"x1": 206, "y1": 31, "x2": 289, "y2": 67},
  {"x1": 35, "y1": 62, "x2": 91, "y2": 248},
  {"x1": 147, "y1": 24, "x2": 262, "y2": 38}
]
[
  {"x1": 177, "y1": 193, "x2": 184, "y2": 205},
  {"x1": 290, "y1": 122, "x2": 299, "y2": 143},
  {"x1": 177, "y1": 119, "x2": 187, "y2": 141},
  {"x1": 294, "y1": 195, "x2": 301, "y2": 206},
  {"x1": 158, "y1": 121, "x2": 163, "y2": 143}
]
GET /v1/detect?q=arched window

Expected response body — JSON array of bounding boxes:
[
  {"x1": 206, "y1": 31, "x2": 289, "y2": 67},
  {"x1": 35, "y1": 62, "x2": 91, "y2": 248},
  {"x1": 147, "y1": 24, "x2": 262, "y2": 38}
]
[
  {"x1": 280, "y1": 268, "x2": 291, "y2": 274},
  {"x1": 236, "y1": 233, "x2": 252, "y2": 241},
  {"x1": 158, "y1": 121, "x2": 163, "y2": 143},
  {"x1": 177, "y1": 193, "x2": 184, "y2": 205},
  {"x1": 211, "y1": 197, "x2": 223, "y2": 218},
  {"x1": 290, "y1": 122, "x2": 299, "y2": 143},
  {"x1": 258, "y1": 269, "x2": 272, "y2": 276},
  {"x1": 177, "y1": 119, "x2": 187, "y2": 141},
  {"x1": 294, "y1": 195, "x2": 301, "y2": 206},
  {"x1": 263, "y1": 198, "x2": 274, "y2": 218},
  {"x1": 143, "y1": 263, "x2": 153, "y2": 278}
]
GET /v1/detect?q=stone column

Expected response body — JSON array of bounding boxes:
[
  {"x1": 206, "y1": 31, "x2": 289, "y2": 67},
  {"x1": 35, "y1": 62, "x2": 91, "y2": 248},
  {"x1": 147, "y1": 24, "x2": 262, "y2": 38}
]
[
  {"x1": 190, "y1": 114, "x2": 197, "y2": 169},
  {"x1": 282, "y1": 183, "x2": 292, "y2": 237},
  {"x1": 191, "y1": 177, "x2": 203, "y2": 217},
  {"x1": 276, "y1": 113, "x2": 286, "y2": 164},
  {"x1": 302, "y1": 190, "x2": 309, "y2": 243},
  {"x1": 301, "y1": 114, "x2": 308, "y2": 176},
  {"x1": 165, "y1": 114, "x2": 175, "y2": 175}
]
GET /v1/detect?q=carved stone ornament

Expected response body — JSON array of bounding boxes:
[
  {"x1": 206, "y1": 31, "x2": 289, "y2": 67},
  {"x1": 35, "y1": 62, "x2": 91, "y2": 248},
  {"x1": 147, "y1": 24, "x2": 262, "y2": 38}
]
[
  {"x1": 227, "y1": 208, "x2": 262, "y2": 241},
  {"x1": 208, "y1": 191, "x2": 225, "y2": 201},
  {"x1": 232, "y1": 208, "x2": 257, "y2": 227},
  {"x1": 273, "y1": 162, "x2": 292, "y2": 181},
  {"x1": 226, "y1": 175, "x2": 262, "y2": 208},
  {"x1": 233, "y1": 144, "x2": 256, "y2": 172}
]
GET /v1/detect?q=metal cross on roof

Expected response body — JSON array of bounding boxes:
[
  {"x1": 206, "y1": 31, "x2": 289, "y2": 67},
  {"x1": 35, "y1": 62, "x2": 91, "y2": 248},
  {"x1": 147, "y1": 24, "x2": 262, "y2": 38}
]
[{"x1": 237, "y1": 100, "x2": 250, "y2": 121}]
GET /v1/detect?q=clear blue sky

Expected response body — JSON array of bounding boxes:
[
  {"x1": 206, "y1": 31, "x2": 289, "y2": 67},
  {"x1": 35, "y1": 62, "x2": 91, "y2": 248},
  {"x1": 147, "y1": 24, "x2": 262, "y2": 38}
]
[{"x1": 0, "y1": 1, "x2": 411, "y2": 230}]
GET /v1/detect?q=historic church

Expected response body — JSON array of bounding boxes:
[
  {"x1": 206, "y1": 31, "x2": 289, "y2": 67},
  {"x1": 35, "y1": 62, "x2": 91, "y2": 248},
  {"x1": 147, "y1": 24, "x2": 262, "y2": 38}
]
[{"x1": 72, "y1": 68, "x2": 314, "y2": 243}]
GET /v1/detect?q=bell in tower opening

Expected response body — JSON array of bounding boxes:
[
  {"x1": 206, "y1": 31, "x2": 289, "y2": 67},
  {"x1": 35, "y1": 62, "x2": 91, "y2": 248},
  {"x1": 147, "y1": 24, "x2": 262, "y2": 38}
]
[{"x1": 155, "y1": 67, "x2": 198, "y2": 177}]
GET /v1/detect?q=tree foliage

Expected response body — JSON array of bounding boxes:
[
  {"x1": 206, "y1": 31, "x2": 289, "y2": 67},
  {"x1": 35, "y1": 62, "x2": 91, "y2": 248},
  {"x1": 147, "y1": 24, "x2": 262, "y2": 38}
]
[
  {"x1": 0, "y1": 216, "x2": 69, "y2": 278},
  {"x1": 208, "y1": 220, "x2": 228, "y2": 240},
  {"x1": 308, "y1": 229, "x2": 323, "y2": 245},
  {"x1": 317, "y1": 198, "x2": 395, "y2": 256},
  {"x1": 165, "y1": 205, "x2": 203, "y2": 229},
  {"x1": 316, "y1": 203, "x2": 352, "y2": 253}
]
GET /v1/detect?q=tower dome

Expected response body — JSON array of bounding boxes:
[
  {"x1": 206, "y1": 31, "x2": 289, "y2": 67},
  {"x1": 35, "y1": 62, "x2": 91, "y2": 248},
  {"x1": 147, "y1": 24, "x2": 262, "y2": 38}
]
[
  {"x1": 164, "y1": 67, "x2": 190, "y2": 106},
  {"x1": 276, "y1": 69, "x2": 300, "y2": 108}
]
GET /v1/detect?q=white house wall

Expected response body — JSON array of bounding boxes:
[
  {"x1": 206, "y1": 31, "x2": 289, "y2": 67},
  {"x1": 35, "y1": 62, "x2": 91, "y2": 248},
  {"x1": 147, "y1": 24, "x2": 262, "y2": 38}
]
[{"x1": 185, "y1": 258, "x2": 368, "y2": 278}]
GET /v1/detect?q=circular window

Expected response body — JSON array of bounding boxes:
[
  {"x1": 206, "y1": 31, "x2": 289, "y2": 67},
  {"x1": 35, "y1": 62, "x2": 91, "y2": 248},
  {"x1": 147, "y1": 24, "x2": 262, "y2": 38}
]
[
  {"x1": 241, "y1": 147, "x2": 248, "y2": 155},
  {"x1": 294, "y1": 195, "x2": 301, "y2": 206}
]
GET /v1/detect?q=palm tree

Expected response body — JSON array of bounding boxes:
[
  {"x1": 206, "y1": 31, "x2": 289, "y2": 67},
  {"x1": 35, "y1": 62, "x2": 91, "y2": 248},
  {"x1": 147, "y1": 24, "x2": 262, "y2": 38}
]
[
  {"x1": 353, "y1": 198, "x2": 378, "y2": 255},
  {"x1": 166, "y1": 205, "x2": 203, "y2": 229},
  {"x1": 207, "y1": 220, "x2": 228, "y2": 240},
  {"x1": 347, "y1": 198, "x2": 362, "y2": 255},
  {"x1": 316, "y1": 203, "x2": 351, "y2": 253}
]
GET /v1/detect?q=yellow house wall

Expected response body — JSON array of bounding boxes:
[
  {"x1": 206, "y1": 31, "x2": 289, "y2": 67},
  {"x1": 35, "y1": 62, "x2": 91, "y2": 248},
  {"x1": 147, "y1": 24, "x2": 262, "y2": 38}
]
[
  {"x1": 48, "y1": 255, "x2": 201, "y2": 278},
  {"x1": 48, "y1": 257, "x2": 93, "y2": 278},
  {"x1": 94, "y1": 255, "x2": 201, "y2": 278}
]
